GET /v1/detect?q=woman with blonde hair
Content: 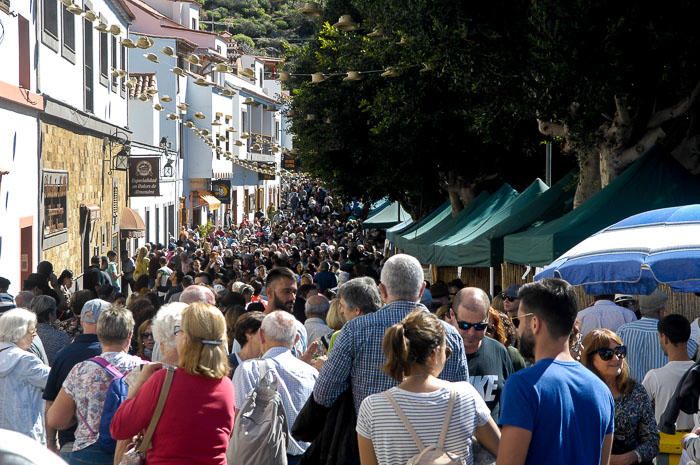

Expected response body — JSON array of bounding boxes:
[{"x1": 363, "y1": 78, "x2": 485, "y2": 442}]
[
  {"x1": 132, "y1": 247, "x2": 150, "y2": 283},
  {"x1": 111, "y1": 302, "x2": 234, "y2": 465},
  {"x1": 582, "y1": 328, "x2": 658, "y2": 465},
  {"x1": 357, "y1": 309, "x2": 500, "y2": 465}
]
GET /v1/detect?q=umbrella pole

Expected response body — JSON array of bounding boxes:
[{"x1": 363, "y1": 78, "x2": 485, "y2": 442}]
[{"x1": 489, "y1": 267, "x2": 495, "y2": 297}]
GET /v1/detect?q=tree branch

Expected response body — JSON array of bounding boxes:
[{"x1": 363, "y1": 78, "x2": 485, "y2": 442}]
[
  {"x1": 618, "y1": 127, "x2": 666, "y2": 165},
  {"x1": 614, "y1": 95, "x2": 632, "y2": 127},
  {"x1": 537, "y1": 119, "x2": 568, "y2": 137},
  {"x1": 647, "y1": 81, "x2": 700, "y2": 129}
]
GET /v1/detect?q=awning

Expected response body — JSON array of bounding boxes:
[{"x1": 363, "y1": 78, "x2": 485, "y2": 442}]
[
  {"x1": 119, "y1": 207, "x2": 146, "y2": 238},
  {"x1": 197, "y1": 192, "x2": 222, "y2": 210},
  {"x1": 363, "y1": 201, "x2": 411, "y2": 230}
]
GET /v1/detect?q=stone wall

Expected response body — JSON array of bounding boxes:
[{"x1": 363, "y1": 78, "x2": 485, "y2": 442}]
[{"x1": 41, "y1": 122, "x2": 127, "y2": 278}]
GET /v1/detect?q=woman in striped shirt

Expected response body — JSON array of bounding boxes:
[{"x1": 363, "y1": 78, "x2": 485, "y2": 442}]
[{"x1": 356, "y1": 309, "x2": 500, "y2": 465}]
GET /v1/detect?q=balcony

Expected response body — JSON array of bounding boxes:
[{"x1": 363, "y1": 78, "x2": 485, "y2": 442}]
[{"x1": 246, "y1": 133, "x2": 278, "y2": 163}]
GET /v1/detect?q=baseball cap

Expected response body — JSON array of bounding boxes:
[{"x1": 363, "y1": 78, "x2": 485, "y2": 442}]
[
  {"x1": 80, "y1": 299, "x2": 111, "y2": 324},
  {"x1": 502, "y1": 284, "x2": 521, "y2": 299},
  {"x1": 213, "y1": 284, "x2": 226, "y2": 294}
]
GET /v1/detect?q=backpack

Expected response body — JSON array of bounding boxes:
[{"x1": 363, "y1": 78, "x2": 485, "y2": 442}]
[
  {"x1": 89, "y1": 356, "x2": 129, "y2": 453},
  {"x1": 227, "y1": 359, "x2": 288, "y2": 465},
  {"x1": 384, "y1": 389, "x2": 462, "y2": 465}
]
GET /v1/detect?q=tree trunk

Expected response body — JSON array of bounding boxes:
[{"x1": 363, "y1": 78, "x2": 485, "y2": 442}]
[
  {"x1": 574, "y1": 147, "x2": 602, "y2": 208},
  {"x1": 446, "y1": 171, "x2": 465, "y2": 217}
]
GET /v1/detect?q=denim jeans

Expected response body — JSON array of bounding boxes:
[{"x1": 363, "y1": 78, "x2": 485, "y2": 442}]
[
  {"x1": 287, "y1": 454, "x2": 302, "y2": 465},
  {"x1": 69, "y1": 443, "x2": 114, "y2": 465}
]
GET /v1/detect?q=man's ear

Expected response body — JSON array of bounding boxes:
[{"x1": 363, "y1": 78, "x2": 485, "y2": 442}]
[
  {"x1": 530, "y1": 314, "x2": 541, "y2": 335},
  {"x1": 378, "y1": 283, "x2": 388, "y2": 302}
]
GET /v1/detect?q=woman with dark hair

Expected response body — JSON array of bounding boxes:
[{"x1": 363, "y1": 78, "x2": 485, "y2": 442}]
[
  {"x1": 582, "y1": 328, "x2": 658, "y2": 465},
  {"x1": 57, "y1": 270, "x2": 74, "y2": 312},
  {"x1": 356, "y1": 309, "x2": 500, "y2": 465}
]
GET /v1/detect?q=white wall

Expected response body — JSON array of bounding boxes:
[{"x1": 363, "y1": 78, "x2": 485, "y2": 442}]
[
  {"x1": 0, "y1": 2, "x2": 38, "y2": 91},
  {"x1": 38, "y1": 0, "x2": 129, "y2": 126},
  {"x1": 0, "y1": 107, "x2": 39, "y2": 295},
  {"x1": 127, "y1": 35, "x2": 181, "y2": 151}
]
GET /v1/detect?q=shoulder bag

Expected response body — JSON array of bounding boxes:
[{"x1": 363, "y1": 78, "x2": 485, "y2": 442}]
[{"x1": 120, "y1": 367, "x2": 175, "y2": 465}]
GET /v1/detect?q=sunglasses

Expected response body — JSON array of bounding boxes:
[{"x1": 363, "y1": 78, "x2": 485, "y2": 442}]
[
  {"x1": 142, "y1": 332, "x2": 153, "y2": 339},
  {"x1": 456, "y1": 320, "x2": 489, "y2": 332},
  {"x1": 593, "y1": 345, "x2": 627, "y2": 361},
  {"x1": 501, "y1": 294, "x2": 517, "y2": 302},
  {"x1": 512, "y1": 313, "x2": 535, "y2": 328}
]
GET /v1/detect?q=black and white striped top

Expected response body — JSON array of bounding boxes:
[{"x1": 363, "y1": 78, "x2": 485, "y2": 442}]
[{"x1": 356, "y1": 382, "x2": 491, "y2": 465}]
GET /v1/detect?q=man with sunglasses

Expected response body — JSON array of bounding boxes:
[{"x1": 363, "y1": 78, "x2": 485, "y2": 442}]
[
  {"x1": 497, "y1": 279, "x2": 615, "y2": 465},
  {"x1": 450, "y1": 287, "x2": 513, "y2": 420}
]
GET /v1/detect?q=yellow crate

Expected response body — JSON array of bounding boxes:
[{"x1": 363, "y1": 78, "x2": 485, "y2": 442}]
[{"x1": 658, "y1": 432, "x2": 686, "y2": 465}]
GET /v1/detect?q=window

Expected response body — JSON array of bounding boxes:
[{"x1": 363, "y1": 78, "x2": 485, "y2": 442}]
[
  {"x1": 0, "y1": 0, "x2": 10, "y2": 13},
  {"x1": 42, "y1": 0, "x2": 59, "y2": 51},
  {"x1": 43, "y1": 170, "x2": 69, "y2": 249},
  {"x1": 61, "y1": 5, "x2": 75, "y2": 62},
  {"x1": 120, "y1": 45, "x2": 126, "y2": 97},
  {"x1": 111, "y1": 36, "x2": 117, "y2": 91},
  {"x1": 99, "y1": 30, "x2": 108, "y2": 87},
  {"x1": 83, "y1": 14, "x2": 94, "y2": 112}
]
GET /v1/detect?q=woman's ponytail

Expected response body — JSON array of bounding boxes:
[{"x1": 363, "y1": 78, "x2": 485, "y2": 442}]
[{"x1": 383, "y1": 322, "x2": 411, "y2": 381}]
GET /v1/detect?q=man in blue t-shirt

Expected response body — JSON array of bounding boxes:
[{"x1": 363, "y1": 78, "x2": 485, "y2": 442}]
[{"x1": 498, "y1": 279, "x2": 615, "y2": 465}]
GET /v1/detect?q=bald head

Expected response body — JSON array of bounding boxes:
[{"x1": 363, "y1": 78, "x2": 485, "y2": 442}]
[
  {"x1": 179, "y1": 285, "x2": 216, "y2": 306},
  {"x1": 305, "y1": 294, "x2": 330, "y2": 318},
  {"x1": 452, "y1": 287, "x2": 490, "y2": 319}
]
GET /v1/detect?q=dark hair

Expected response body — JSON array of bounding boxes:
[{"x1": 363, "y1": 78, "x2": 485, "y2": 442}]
[
  {"x1": 658, "y1": 314, "x2": 691, "y2": 344},
  {"x1": 71, "y1": 290, "x2": 96, "y2": 317},
  {"x1": 265, "y1": 267, "x2": 296, "y2": 288},
  {"x1": 195, "y1": 272, "x2": 212, "y2": 285},
  {"x1": 247, "y1": 301, "x2": 265, "y2": 313},
  {"x1": 107, "y1": 250, "x2": 117, "y2": 259},
  {"x1": 37, "y1": 261, "x2": 54, "y2": 276},
  {"x1": 0, "y1": 276, "x2": 9, "y2": 289},
  {"x1": 383, "y1": 308, "x2": 446, "y2": 381},
  {"x1": 518, "y1": 279, "x2": 578, "y2": 339},
  {"x1": 57, "y1": 269, "x2": 74, "y2": 283},
  {"x1": 234, "y1": 311, "x2": 265, "y2": 347},
  {"x1": 182, "y1": 275, "x2": 194, "y2": 286},
  {"x1": 298, "y1": 283, "x2": 318, "y2": 299},
  {"x1": 134, "y1": 275, "x2": 150, "y2": 291}
]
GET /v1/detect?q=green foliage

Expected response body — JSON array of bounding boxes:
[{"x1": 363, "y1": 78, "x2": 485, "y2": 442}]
[
  {"x1": 285, "y1": 0, "x2": 700, "y2": 215},
  {"x1": 202, "y1": 0, "x2": 317, "y2": 55}
]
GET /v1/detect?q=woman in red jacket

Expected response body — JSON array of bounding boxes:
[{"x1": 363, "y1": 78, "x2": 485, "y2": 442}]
[{"x1": 111, "y1": 302, "x2": 235, "y2": 465}]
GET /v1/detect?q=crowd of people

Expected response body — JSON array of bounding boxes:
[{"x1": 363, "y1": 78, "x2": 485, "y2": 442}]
[{"x1": 1, "y1": 179, "x2": 700, "y2": 465}]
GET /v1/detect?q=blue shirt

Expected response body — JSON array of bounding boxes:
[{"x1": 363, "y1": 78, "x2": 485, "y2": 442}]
[
  {"x1": 617, "y1": 317, "x2": 698, "y2": 382},
  {"x1": 42, "y1": 334, "x2": 101, "y2": 445},
  {"x1": 313, "y1": 301, "x2": 469, "y2": 412},
  {"x1": 233, "y1": 347, "x2": 318, "y2": 456},
  {"x1": 500, "y1": 359, "x2": 615, "y2": 465}
]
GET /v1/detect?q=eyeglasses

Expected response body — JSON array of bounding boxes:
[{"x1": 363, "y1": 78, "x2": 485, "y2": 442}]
[
  {"x1": 593, "y1": 345, "x2": 627, "y2": 361},
  {"x1": 456, "y1": 320, "x2": 489, "y2": 332},
  {"x1": 142, "y1": 332, "x2": 154, "y2": 339},
  {"x1": 512, "y1": 313, "x2": 535, "y2": 328},
  {"x1": 173, "y1": 325, "x2": 182, "y2": 336}
]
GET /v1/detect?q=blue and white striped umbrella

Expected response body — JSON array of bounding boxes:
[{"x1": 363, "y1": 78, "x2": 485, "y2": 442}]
[{"x1": 535, "y1": 204, "x2": 700, "y2": 294}]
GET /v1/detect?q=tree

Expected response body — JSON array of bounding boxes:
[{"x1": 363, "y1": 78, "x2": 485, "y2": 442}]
[
  {"x1": 529, "y1": 0, "x2": 700, "y2": 206},
  {"x1": 285, "y1": 0, "x2": 546, "y2": 217}
]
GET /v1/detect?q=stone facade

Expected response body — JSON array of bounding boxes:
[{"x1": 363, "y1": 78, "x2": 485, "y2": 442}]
[{"x1": 40, "y1": 121, "x2": 127, "y2": 278}]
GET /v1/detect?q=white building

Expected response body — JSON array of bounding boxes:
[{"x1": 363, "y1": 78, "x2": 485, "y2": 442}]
[{"x1": 0, "y1": 0, "x2": 44, "y2": 294}]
